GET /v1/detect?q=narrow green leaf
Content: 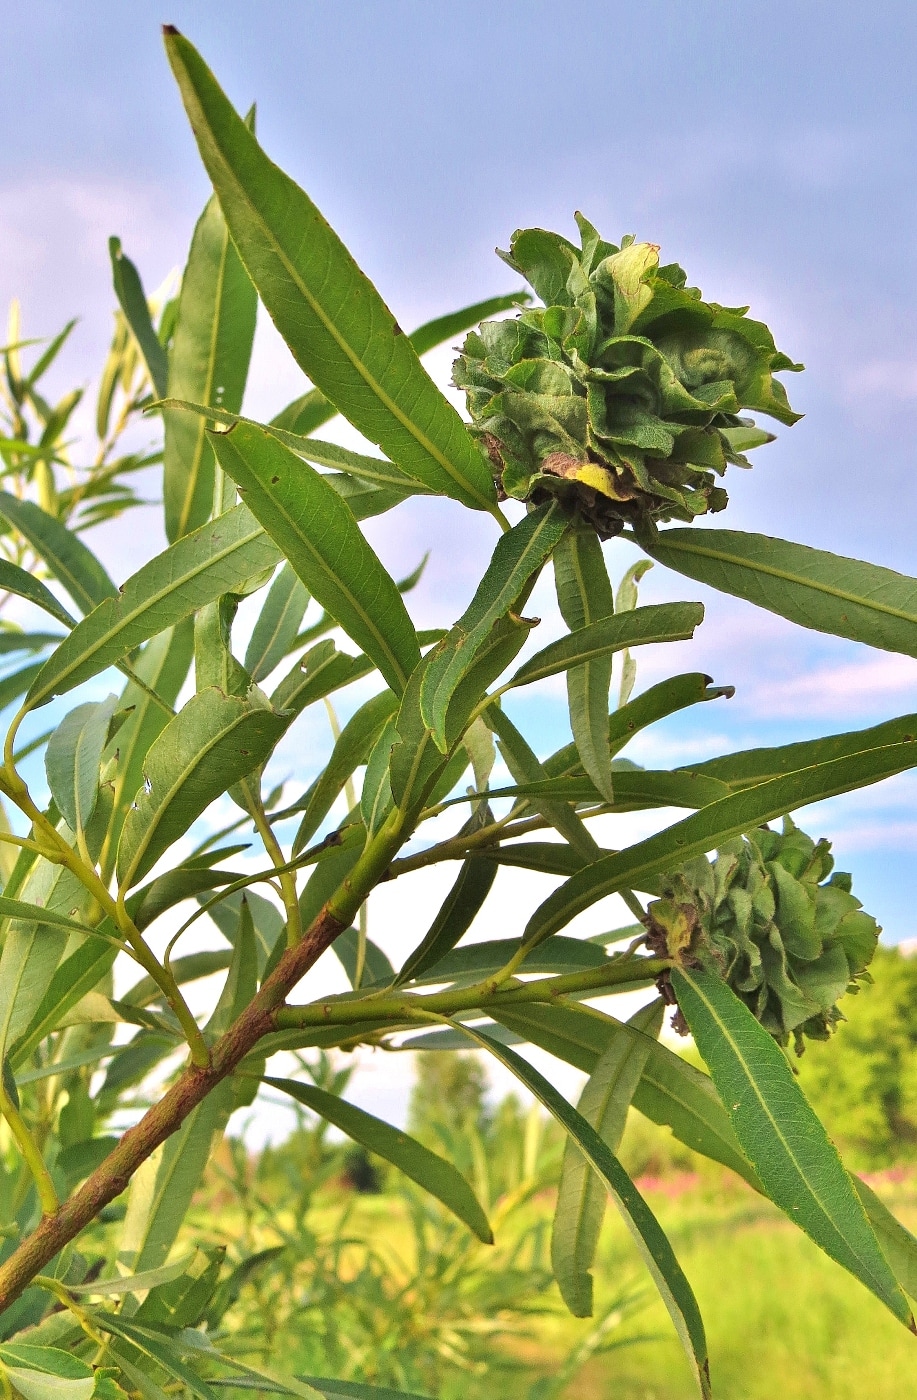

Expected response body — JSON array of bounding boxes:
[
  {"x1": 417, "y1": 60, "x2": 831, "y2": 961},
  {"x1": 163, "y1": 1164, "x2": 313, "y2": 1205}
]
[
  {"x1": 117, "y1": 688, "x2": 286, "y2": 888},
  {"x1": 0, "y1": 558, "x2": 77, "y2": 629},
  {"x1": 0, "y1": 631, "x2": 64, "y2": 656},
  {"x1": 459, "y1": 1026, "x2": 711, "y2": 1397},
  {"x1": 331, "y1": 928, "x2": 394, "y2": 990},
  {"x1": 685, "y1": 710, "x2": 917, "y2": 791},
  {"x1": 10, "y1": 941, "x2": 118, "y2": 1068},
  {"x1": 552, "y1": 1000, "x2": 664, "y2": 1316},
  {"x1": 442, "y1": 767, "x2": 730, "y2": 813},
  {"x1": 495, "y1": 1001, "x2": 917, "y2": 1304},
  {"x1": 164, "y1": 31, "x2": 497, "y2": 511},
  {"x1": 0, "y1": 860, "x2": 94, "y2": 1060},
  {"x1": 244, "y1": 563, "x2": 310, "y2": 682},
  {"x1": 269, "y1": 290, "x2": 531, "y2": 440},
  {"x1": 0, "y1": 661, "x2": 47, "y2": 713},
  {"x1": 853, "y1": 1179, "x2": 917, "y2": 1302},
  {"x1": 396, "y1": 934, "x2": 608, "y2": 990},
  {"x1": 45, "y1": 694, "x2": 117, "y2": 836},
  {"x1": 293, "y1": 690, "x2": 398, "y2": 855},
  {"x1": 0, "y1": 1354, "x2": 93, "y2": 1400},
  {"x1": 544, "y1": 672, "x2": 735, "y2": 777},
  {"x1": 108, "y1": 237, "x2": 168, "y2": 398},
  {"x1": 390, "y1": 614, "x2": 533, "y2": 820},
  {"x1": 130, "y1": 871, "x2": 243, "y2": 934},
  {"x1": 208, "y1": 894, "x2": 258, "y2": 1037},
  {"x1": 490, "y1": 1001, "x2": 749, "y2": 1167},
  {"x1": 488, "y1": 704, "x2": 600, "y2": 863},
  {"x1": 554, "y1": 529, "x2": 616, "y2": 801},
  {"x1": 122, "y1": 950, "x2": 233, "y2": 1007},
  {"x1": 672, "y1": 967, "x2": 913, "y2": 1327},
  {"x1": 271, "y1": 641, "x2": 374, "y2": 719},
  {"x1": 525, "y1": 735, "x2": 917, "y2": 945},
  {"x1": 211, "y1": 424, "x2": 420, "y2": 693},
  {"x1": 160, "y1": 400, "x2": 429, "y2": 496},
  {"x1": 360, "y1": 718, "x2": 397, "y2": 835},
  {"x1": 396, "y1": 838, "x2": 498, "y2": 986},
  {"x1": 420, "y1": 505, "x2": 567, "y2": 746},
  {"x1": 0, "y1": 493, "x2": 116, "y2": 614},
  {"x1": 263, "y1": 1077, "x2": 492, "y2": 1243},
  {"x1": 164, "y1": 194, "x2": 257, "y2": 539},
  {"x1": 105, "y1": 622, "x2": 195, "y2": 850},
  {"x1": 95, "y1": 1316, "x2": 216, "y2": 1400},
  {"x1": 509, "y1": 603, "x2": 704, "y2": 689},
  {"x1": 644, "y1": 526, "x2": 917, "y2": 657},
  {"x1": 26, "y1": 504, "x2": 279, "y2": 709}
]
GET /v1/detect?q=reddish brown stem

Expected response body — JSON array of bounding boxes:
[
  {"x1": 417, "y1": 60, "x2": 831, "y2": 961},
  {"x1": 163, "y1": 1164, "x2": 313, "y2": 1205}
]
[{"x1": 0, "y1": 905, "x2": 346, "y2": 1317}]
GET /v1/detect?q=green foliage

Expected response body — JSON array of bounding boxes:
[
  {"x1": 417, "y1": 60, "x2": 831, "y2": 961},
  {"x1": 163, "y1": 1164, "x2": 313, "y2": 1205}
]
[
  {"x1": 0, "y1": 25, "x2": 915, "y2": 1400},
  {"x1": 646, "y1": 817, "x2": 880, "y2": 1047},
  {"x1": 453, "y1": 218, "x2": 800, "y2": 535},
  {"x1": 798, "y1": 947, "x2": 917, "y2": 1168}
]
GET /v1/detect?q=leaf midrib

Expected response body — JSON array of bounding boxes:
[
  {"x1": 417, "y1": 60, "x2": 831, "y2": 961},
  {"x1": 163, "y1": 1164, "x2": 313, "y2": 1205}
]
[
  {"x1": 681, "y1": 970, "x2": 897, "y2": 1302},
  {"x1": 203, "y1": 115, "x2": 493, "y2": 512},
  {"x1": 661, "y1": 533, "x2": 917, "y2": 628},
  {"x1": 245, "y1": 464, "x2": 412, "y2": 692},
  {"x1": 121, "y1": 705, "x2": 255, "y2": 887},
  {"x1": 29, "y1": 513, "x2": 270, "y2": 707},
  {"x1": 176, "y1": 214, "x2": 230, "y2": 540}
]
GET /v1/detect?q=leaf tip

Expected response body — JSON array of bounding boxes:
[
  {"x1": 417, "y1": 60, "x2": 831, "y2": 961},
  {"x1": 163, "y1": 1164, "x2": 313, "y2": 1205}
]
[{"x1": 162, "y1": 23, "x2": 181, "y2": 36}]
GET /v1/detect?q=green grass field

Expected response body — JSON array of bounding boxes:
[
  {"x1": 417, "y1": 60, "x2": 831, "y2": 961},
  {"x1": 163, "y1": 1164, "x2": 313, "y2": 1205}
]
[
  {"x1": 564, "y1": 1172, "x2": 917, "y2": 1399},
  {"x1": 195, "y1": 1131, "x2": 917, "y2": 1398}
]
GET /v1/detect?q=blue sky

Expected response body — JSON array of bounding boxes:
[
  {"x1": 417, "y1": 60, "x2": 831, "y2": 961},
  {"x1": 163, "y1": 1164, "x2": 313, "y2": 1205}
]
[{"x1": 3, "y1": 1, "x2": 917, "y2": 967}]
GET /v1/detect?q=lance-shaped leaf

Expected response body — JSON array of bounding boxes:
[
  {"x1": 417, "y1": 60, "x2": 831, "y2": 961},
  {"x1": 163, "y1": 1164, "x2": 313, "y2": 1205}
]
[
  {"x1": 26, "y1": 504, "x2": 280, "y2": 709},
  {"x1": 0, "y1": 1347, "x2": 95, "y2": 1400},
  {"x1": 270, "y1": 289, "x2": 531, "y2": 438},
  {"x1": 544, "y1": 672, "x2": 734, "y2": 777},
  {"x1": 496, "y1": 1002, "x2": 917, "y2": 1302},
  {"x1": 164, "y1": 30, "x2": 496, "y2": 512},
  {"x1": 161, "y1": 400, "x2": 430, "y2": 496},
  {"x1": 525, "y1": 734, "x2": 917, "y2": 945},
  {"x1": 96, "y1": 1316, "x2": 217, "y2": 1400},
  {"x1": 420, "y1": 504, "x2": 567, "y2": 748},
  {"x1": 45, "y1": 694, "x2": 118, "y2": 838},
  {"x1": 509, "y1": 602, "x2": 704, "y2": 689},
  {"x1": 494, "y1": 1002, "x2": 759, "y2": 1184},
  {"x1": 644, "y1": 526, "x2": 917, "y2": 657},
  {"x1": 442, "y1": 767, "x2": 730, "y2": 813},
  {"x1": 396, "y1": 837, "x2": 498, "y2": 986},
  {"x1": 211, "y1": 424, "x2": 420, "y2": 693},
  {"x1": 332, "y1": 927, "x2": 395, "y2": 990},
  {"x1": 105, "y1": 621, "x2": 195, "y2": 851},
  {"x1": 109, "y1": 236, "x2": 168, "y2": 398},
  {"x1": 0, "y1": 860, "x2": 94, "y2": 1060},
  {"x1": 488, "y1": 704, "x2": 600, "y2": 862},
  {"x1": 9, "y1": 941, "x2": 117, "y2": 1070},
  {"x1": 0, "y1": 492, "x2": 117, "y2": 614},
  {"x1": 397, "y1": 934, "x2": 608, "y2": 990},
  {"x1": 164, "y1": 193, "x2": 257, "y2": 540},
  {"x1": 0, "y1": 560, "x2": 75, "y2": 629},
  {"x1": 263, "y1": 1077, "x2": 492, "y2": 1242},
  {"x1": 244, "y1": 563, "x2": 310, "y2": 682},
  {"x1": 390, "y1": 614, "x2": 533, "y2": 820},
  {"x1": 117, "y1": 688, "x2": 286, "y2": 888},
  {"x1": 684, "y1": 709, "x2": 917, "y2": 791},
  {"x1": 671, "y1": 967, "x2": 914, "y2": 1328},
  {"x1": 293, "y1": 690, "x2": 398, "y2": 855},
  {"x1": 271, "y1": 641, "x2": 373, "y2": 718},
  {"x1": 458, "y1": 1026, "x2": 711, "y2": 1398},
  {"x1": 552, "y1": 999, "x2": 664, "y2": 1316},
  {"x1": 554, "y1": 528, "x2": 616, "y2": 801}
]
